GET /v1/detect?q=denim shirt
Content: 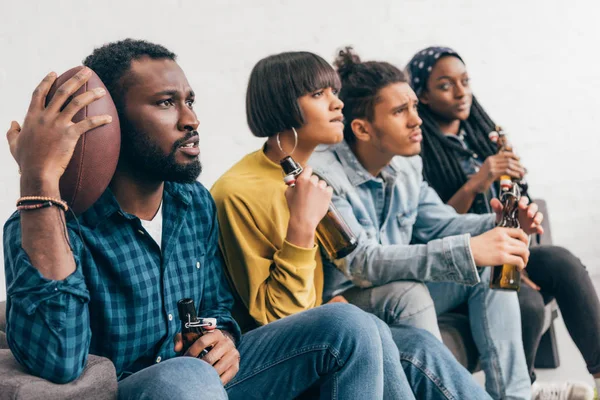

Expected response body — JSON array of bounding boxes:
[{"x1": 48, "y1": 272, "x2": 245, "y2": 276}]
[{"x1": 309, "y1": 141, "x2": 495, "y2": 299}]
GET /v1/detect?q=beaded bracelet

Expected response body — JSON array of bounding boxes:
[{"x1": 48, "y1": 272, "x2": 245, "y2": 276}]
[
  {"x1": 16, "y1": 196, "x2": 69, "y2": 212},
  {"x1": 17, "y1": 201, "x2": 54, "y2": 212}
]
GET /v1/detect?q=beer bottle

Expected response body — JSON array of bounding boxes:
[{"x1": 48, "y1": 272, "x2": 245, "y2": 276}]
[
  {"x1": 489, "y1": 181, "x2": 522, "y2": 291},
  {"x1": 280, "y1": 156, "x2": 358, "y2": 260},
  {"x1": 489, "y1": 127, "x2": 529, "y2": 197},
  {"x1": 177, "y1": 298, "x2": 217, "y2": 358}
]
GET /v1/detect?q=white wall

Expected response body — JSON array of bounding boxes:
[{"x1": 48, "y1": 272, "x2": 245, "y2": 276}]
[{"x1": 1, "y1": 0, "x2": 598, "y2": 301}]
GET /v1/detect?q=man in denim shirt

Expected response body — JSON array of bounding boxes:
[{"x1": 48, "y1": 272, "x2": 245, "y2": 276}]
[{"x1": 310, "y1": 49, "x2": 544, "y2": 400}]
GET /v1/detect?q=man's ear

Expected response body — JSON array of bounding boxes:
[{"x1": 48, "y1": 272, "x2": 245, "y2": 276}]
[{"x1": 351, "y1": 118, "x2": 372, "y2": 142}]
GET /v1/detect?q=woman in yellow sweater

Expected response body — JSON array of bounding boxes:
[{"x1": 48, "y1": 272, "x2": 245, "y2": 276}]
[{"x1": 211, "y1": 50, "x2": 494, "y2": 399}]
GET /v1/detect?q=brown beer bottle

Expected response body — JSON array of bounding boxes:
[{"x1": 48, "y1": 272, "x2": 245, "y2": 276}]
[
  {"x1": 280, "y1": 156, "x2": 358, "y2": 260},
  {"x1": 177, "y1": 298, "x2": 216, "y2": 358},
  {"x1": 489, "y1": 181, "x2": 522, "y2": 291}
]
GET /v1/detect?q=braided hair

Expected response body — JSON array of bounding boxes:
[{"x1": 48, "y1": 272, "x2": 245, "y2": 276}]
[
  {"x1": 405, "y1": 47, "x2": 500, "y2": 203},
  {"x1": 418, "y1": 96, "x2": 498, "y2": 202}
]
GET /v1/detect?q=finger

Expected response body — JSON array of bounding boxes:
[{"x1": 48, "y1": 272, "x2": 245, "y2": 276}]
[
  {"x1": 299, "y1": 166, "x2": 312, "y2": 178},
  {"x1": 7, "y1": 121, "x2": 21, "y2": 146},
  {"x1": 213, "y1": 348, "x2": 239, "y2": 376},
  {"x1": 533, "y1": 212, "x2": 543, "y2": 225},
  {"x1": 505, "y1": 255, "x2": 526, "y2": 271},
  {"x1": 522, "y1": 275, "x2": 541, "y2": 291},
  {"x1": 506, "y1": 228, "x2": 529, "y2": 245},
  {"x1": 309, "y1": 174, "x2": 320, "y2": 186},
  {"x1": 200, "y1": 335, "x2": 232, "y2": 366},
  {"x1": 506, "y1": 168, "x2": 522, "y2": 179},
  {"x1": 69, "y1": 115, "x2": 112, "y2": 139},
  {"x1": 184, "y1": 332, "x2": 222, "y2": 358},
  {"x1": 506, "y1": 151, "x2": 520, "y2": 161},
  {"x1": 326, "y1": 295, "x2": 349, "y2": 304},
  {"x1": 490, "y1": 198, "x2": 503, "y2": 213},
  {"x1": 29, "y1": 72, "x2": 58, "y2": 112},
  {"x1": 173, "y1": 333, "x2": 183, "y2": 353},
  {"x1": 508, "y1": 242, "x2": 530, "y2": 266},
  {"x1": 317, "y1": 179, "x2": 328, "y2": 190},
  {"x1": 60, "y1": 87, "x2": 107, "y2": 122},
  {"x1": 46, "y1": 67, "x2": 93, "y2": 113},
  {"x1": 519, "y1": 196, "x2": 530, "y2": 209},
  {"x1": 219, "y1": 363, "x2": 240, "y2": 385},
  {"x1": 526, "y1": 203, "x2": 539, "y2": 219}
]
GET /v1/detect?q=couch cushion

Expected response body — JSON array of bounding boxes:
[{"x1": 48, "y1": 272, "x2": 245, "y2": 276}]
[
  {"x1": 0, "y1": 350, "x2": 117, "y2": 400},
  {"x1": 438, "y1": 313, "x2": 480, "y2": 372}
]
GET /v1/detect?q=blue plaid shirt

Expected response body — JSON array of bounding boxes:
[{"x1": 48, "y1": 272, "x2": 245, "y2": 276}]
[{"x1": 3, "y1": 181, "x2": 241, "y2": 383}]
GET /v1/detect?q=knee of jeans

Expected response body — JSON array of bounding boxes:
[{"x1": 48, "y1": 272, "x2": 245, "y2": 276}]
[
  {"x1": 386, "y1": 282, "x2": 434, "y2": 324},
  {"x1": 317, "y1": 303, "x2": 383, "y2": 349},
  {"x1": 537, "y1": 246, "x2": 586, "y2": 278},
  {"x1": 154, "y1": 357, "x2": 225, "y2": 399}
]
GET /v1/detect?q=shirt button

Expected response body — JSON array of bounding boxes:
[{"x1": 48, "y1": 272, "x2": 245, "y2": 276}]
[
  {"x1": 473, "y1": 153, "x2": 479, "y2": 159},
  {"x1": 156, "y1": 356, "x2": 161, "y2": 363},
  {"x1": 196, "y1": 261, "x2": 201, "y2": 269},
  {"x1": 138, "y1": 229, "x2": 145, "y2": 235},
  {"x1": 168, "y1": 314, "x2": 173, "y2": 321}
]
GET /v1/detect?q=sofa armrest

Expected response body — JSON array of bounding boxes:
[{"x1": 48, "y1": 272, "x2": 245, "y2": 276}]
[{"x1": 0, "y1": 350, "x2": 117, "y2": 400}]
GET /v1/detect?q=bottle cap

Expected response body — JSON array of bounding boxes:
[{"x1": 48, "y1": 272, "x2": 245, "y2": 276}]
[
  {"x1": 280, "y1": 156, "x2": 303, "y2": 186},
  {"x1": 280, "y1": 156, "x2": 303, "y2": 176},
  {"x1": 178, "y1": 298, "x2": 198, "y2": 321},
  {"x1": 500, "y1": 178, "x2": 512, "y2": 191}
]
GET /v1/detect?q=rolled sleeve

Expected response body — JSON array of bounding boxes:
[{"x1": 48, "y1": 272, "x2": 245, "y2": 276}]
[{"x1": 4, "y1": 214, "x2": 91, "y2": 383}]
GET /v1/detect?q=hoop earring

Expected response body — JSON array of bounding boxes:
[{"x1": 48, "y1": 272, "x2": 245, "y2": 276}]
[{"x1": 276, "y1": 127, "x2": 299, "y2": 156}]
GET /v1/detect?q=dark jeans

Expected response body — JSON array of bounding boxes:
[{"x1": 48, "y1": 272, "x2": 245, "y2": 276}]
[{"x1": 518, "y1": 245, "x2": 600, "y2": 382}]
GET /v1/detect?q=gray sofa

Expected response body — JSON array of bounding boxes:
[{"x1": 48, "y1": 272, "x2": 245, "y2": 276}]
[
  {"x1": 0, "y1": 301, "x2": 117, "y2": 399},
  {"x1": 0, "y1": 201, "x2": 559, "y2": 397}
]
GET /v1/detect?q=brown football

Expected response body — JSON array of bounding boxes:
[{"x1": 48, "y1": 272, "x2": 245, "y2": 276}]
[{"x1": 45, "y1": 66, "x2": 121, "y2": 215}]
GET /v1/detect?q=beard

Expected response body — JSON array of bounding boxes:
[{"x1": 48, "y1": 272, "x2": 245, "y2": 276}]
[{"x1": 119, "y1": 124, "x2": 202, "y2": 183}]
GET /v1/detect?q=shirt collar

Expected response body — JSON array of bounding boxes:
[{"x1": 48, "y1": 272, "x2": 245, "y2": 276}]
[
  {"x1": 80, "y1": 181, "x2": 192, "y2": 229},
  {"x1": 332, "y1": 140, "x2": 400, "y2": 187}
]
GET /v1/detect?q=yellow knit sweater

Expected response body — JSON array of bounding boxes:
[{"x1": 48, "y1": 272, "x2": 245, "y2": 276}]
[{"x1": 211, "y1": 149, "x2": 324, "y2": 330}]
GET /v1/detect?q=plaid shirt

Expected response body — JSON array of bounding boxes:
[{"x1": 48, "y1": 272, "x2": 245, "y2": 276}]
[{"x1": 3, "y1": 181, "x2": 241, "y2": 383}]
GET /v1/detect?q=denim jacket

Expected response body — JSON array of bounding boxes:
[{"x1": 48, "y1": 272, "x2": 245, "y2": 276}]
[{"x1": 309, "y1": 141, "x2": 495, "y2": 299}]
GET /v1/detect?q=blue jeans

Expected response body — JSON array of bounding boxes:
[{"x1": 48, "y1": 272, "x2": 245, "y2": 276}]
[
  {"x1": 341, "y1": 280, "x2": 442, "y2": 340},
  {"x1": 118, "y1": 303, "x2": 490, "y2": 399},
  {"x1": 119, "y1": 303, "x2": 411, "y2": 399},
  {"x1": 427, "y1": 268, "x2": 530, "y2": 400}
]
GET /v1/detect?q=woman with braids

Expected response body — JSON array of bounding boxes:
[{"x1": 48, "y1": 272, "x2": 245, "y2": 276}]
[
  {"x1": 211, "y1": 50, "x2": 494, "y2": 399},
  {"x1": 407, "y1": 46, "x2": 600, "y2": 400},
  {"x1": 310, "y1": 47, "x2": 547, "y2": 400}
]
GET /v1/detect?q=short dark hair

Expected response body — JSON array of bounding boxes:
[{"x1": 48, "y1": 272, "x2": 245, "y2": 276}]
[
  {"x1": 246, "y1": 51, "x2": 341, "y2": 138},
  {"x1": 334, "y1": 47, "x2": 407, "y2": 144},
  {"x1": 82, "y1": 39, "x2": 176, "y2": 116}
]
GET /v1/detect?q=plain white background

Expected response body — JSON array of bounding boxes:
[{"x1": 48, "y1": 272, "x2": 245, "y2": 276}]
[{"x1": 0, "y1": 0, "x2": 598, "y2": 303}]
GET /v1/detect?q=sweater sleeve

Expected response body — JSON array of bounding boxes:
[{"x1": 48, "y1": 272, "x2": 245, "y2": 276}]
[{"x1": 215, "y1": 193, "x2": 319, "y2": 326}]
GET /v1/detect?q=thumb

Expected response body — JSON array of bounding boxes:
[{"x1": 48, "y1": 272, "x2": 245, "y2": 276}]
[
  {"x1": 490, "y1": 198, "x2": 503, "y2": 220},
  {"x1": 7, "y1": 120, "x2": 21, "y2": 142},
  {"x1": 173, "y1": 333, "x2": 183, "y2": 352}
]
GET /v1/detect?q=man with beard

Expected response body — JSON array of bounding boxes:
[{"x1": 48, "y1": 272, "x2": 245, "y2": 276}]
[{"x1": 3, "y1": 39, "x2": 395, "y2": 399}]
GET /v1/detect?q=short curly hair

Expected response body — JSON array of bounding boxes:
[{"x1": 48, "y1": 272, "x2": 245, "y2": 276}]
[{"x1": 83, "y1": 39, "x2": 176, "y2": 115}]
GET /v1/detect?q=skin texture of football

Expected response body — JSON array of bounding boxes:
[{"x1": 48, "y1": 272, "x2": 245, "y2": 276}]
[{"x1": 45, "y1": 66, "x2": 121, "y2": 215}]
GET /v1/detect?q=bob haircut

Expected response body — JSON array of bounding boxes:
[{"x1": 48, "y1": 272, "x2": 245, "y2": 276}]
[{"x1": 246, "y1": 51, "x2": 341, "y2": 138}]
